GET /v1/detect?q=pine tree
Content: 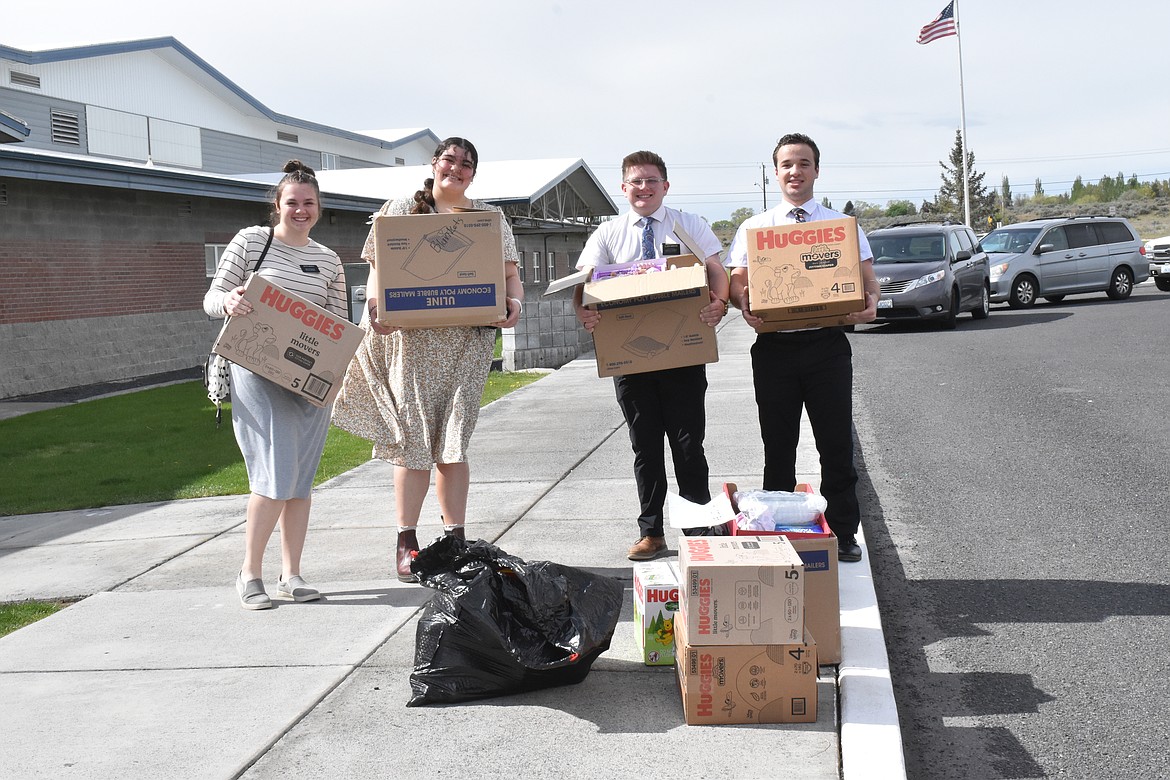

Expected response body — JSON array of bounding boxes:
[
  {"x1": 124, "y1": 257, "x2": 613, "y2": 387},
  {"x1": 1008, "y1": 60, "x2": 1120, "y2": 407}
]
[{"x1": 934, "y1": 129, "x2": 996, "y2": 226}]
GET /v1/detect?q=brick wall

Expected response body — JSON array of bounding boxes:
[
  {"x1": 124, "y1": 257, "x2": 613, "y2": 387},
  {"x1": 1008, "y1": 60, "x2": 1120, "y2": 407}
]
[{"x1": 0, "y1": 177, "x2": 370, "y2": 398}]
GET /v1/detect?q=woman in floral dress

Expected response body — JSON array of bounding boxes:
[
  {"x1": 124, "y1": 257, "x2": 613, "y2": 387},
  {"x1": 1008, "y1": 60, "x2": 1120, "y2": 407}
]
[{"x1": 332, "y1": 137, "x2": 523, "y2": 581}]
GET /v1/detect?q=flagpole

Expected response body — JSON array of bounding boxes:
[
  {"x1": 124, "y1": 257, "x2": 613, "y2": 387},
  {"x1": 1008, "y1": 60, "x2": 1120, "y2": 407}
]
[{"x1": 954, "y1": 0, "x2": 971, "y2": 226}]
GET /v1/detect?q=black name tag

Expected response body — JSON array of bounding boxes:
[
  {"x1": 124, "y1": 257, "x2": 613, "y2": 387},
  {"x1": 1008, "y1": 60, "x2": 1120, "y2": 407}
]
[
  {"x1": 300, "y1": 264, "x2": 321, "y2": 273},
  {"x1": 662, "y1": 243, "x2": 681, "y2": 256}
]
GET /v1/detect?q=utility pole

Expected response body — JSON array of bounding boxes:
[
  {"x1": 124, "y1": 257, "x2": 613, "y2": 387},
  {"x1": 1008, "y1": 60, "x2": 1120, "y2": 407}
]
[{"x1": 760, "y1": 163, "x2": 768, "y2": 210}]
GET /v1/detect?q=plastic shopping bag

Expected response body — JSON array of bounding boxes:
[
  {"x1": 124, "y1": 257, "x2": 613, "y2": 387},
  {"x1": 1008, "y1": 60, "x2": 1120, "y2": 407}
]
[{"x1": 407, "y1": 535, "x2": 624, "y2": 706}]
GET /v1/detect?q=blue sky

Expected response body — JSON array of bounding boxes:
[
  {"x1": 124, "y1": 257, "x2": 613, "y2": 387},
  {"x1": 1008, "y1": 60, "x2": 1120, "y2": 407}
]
[{"x1": 6, "y1": 0, "x2": 1168, "y2": 222}]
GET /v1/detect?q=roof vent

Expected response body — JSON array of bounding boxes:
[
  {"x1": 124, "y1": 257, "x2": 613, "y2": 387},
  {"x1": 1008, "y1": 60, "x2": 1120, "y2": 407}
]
[{"x1": 277, "y1": 131, "x2": 298, "y2": 143}]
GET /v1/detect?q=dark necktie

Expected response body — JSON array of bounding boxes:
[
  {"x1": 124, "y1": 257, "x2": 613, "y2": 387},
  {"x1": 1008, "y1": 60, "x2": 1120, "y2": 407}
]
[
  {"x1": 789, "y1": 207, "x2": 807, "y2": 223},
  {"x1": 640, "y1": 216, "x2": 655, "y2": 259}
]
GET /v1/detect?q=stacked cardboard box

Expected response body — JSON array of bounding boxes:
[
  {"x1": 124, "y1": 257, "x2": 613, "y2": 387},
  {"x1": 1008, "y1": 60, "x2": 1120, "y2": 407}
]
[
  {"x1": 673, "y1": 535, "x2": 818, "y2": 725},
  {"x1": 724, "y1": 483, "x2": 842, "y2": 665}
]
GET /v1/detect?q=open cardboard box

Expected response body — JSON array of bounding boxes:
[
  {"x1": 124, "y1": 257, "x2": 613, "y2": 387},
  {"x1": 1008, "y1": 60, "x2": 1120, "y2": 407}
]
[
  {"x1": 371, "y1": 209, "x2": 507, "y2": 327},
  {"x1": 212, "y1": 274, "x2": 364, "y2": 408},
  {"x1": 544, "y1": 255, "x2": 717, "y2": 377},
  {"x1": 745, "y1": 216, "x2": 865, "y2": 332},
  {"x1": 724, "y1": 482, "x2": 841, "y2": 664}
]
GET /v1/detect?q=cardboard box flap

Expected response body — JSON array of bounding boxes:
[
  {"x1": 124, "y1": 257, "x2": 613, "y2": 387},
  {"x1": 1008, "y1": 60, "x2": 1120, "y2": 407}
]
[{"x1": 543, "y1": 267, "x2": 591, "y2": 296}]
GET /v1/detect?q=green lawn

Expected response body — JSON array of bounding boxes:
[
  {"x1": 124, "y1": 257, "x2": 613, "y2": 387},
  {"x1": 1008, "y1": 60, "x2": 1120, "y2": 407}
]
[
  {"x1": 0, "y1": 600, "x2": 69, "y2": 638},
  {"x1": 0, "y1": 371, "x2": 544, "y2": 517}
]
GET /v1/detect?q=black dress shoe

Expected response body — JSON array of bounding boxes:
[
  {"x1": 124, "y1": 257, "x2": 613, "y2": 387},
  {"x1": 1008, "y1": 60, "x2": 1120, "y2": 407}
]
[{"x1": 838, "y1": 537, "x2": 863, "y2": 563}]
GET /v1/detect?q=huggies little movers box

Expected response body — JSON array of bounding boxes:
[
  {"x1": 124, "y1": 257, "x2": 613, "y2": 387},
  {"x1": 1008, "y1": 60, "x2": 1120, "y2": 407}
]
[
  {"x1": 212, "y1": 274, "x2": 364, "y2": 408},
  {"x1": 633, "y1": 561, "x2": 681, "y2": 666}
]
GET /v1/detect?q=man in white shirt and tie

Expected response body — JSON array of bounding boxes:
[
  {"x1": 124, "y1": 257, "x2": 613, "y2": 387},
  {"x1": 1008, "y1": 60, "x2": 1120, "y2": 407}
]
[
  {"x1": 725, "y1": 133, "x2": 879, "y2": 563},
  {"x1": 574, "y1": 150, "x2": 730, "y2": 561}
]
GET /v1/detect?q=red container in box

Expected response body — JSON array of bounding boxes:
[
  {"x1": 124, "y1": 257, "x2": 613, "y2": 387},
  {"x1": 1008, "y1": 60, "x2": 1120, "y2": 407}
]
[{"x1": 723, "y1": 482, "x2": 841, "y2": 664}]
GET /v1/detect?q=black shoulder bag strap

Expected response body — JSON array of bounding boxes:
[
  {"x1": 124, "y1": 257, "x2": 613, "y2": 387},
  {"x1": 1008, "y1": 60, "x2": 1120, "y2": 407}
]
[{"x1": 250, "y1": 225, "x2": 275, "y2": 278}]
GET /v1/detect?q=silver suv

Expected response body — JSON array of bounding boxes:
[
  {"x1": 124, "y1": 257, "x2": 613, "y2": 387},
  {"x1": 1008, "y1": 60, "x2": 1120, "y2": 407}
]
[
  {"x1": 867, "y1": 222, "x2": 991, "y2": 329},
  {"x1": 979, "y1": 216, "x2": 1149, "y2": 307}
]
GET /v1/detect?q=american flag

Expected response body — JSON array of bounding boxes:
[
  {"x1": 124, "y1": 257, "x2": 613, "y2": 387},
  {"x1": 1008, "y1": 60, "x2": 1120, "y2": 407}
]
[{"x1": 917, "y1": 1, "x2": 957, "y2": 45}]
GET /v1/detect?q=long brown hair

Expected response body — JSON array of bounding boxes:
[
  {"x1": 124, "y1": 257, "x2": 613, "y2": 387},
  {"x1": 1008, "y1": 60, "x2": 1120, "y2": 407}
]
[{"x1": 412, "y1": 137, "x2": 479, "y2": 214}]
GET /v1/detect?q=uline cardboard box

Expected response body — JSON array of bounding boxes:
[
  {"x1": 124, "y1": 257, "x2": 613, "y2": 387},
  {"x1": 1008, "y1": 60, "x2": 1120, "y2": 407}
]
[
  {"x1": 724, "y1": 483, "x2": 841, "y2": 664},
  {"x1": 371, "y1": 210, "x2": 507, "y2": 327},
  {"x1": 633, "y1": 561, "x2": 681, "y2": 666},
  {"x1": 543, "y1": 256, "x2": 717, "y2": 377},
  {"x1": 212, "y1": 274, "x2": 364, "y2": 408},
  {"x1": 746, "y1": 216, "x2": 865, "y2": 331},
  {"x1": 677, "y1": 535, "x2": 804, "y2": 646},
  {"x1": 675, "y1": 612, "x2": 818, "y2": 725}
]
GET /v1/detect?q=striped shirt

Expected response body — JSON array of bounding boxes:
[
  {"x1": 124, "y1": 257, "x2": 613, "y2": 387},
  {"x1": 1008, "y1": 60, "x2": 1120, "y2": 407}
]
[{"x1": 203, "y1": 225, "x2": 348, "y2": 319}]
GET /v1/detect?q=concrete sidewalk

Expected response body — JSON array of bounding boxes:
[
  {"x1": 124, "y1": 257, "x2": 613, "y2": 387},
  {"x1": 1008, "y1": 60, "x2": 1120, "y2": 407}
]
[{"x1": 0, "y1": 314, "x2": 904, "y2": 779}]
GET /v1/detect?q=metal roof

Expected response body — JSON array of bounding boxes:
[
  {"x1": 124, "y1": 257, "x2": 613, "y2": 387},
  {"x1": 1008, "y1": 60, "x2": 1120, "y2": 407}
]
[
  {"x1": 0, "y1": 109, "x2": 31, "y2": 143},
  {"x1": 240, "y1": 158, "x2": 616, "y2": 213},
  {"x1": 0, "y1": 38, "x2": 439, "y2": 151},
  {"x1": 0, "y1": 146, "x2": 618, "y2": 220}
]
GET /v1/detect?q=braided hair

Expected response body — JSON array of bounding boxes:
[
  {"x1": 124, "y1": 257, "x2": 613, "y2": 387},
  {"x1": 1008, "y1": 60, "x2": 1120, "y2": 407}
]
[{"x1": 412, "y1": 137, "x2": 479, "y2": 214}]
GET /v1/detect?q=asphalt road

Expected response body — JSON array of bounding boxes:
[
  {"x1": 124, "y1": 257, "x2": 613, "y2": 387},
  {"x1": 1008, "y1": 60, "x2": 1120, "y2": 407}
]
[{"x1": 851, "y1": 281, "x2": 1170, "y2": 780}]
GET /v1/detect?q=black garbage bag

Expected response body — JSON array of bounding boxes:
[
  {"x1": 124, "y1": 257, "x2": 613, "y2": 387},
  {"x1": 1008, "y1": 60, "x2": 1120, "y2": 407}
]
[{"x1": 406, "y1": 535, "x2": 624, "y2": 706}]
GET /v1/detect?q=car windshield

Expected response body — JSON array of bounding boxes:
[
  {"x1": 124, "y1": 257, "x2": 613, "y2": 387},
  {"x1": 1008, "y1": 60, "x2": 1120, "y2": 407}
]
[
  {"x1": 870, "y1": 235, "x2": 946, "y2": 264},
  {"x1": 979, "y1": 228, "x2": 1040, "y2": 254}
]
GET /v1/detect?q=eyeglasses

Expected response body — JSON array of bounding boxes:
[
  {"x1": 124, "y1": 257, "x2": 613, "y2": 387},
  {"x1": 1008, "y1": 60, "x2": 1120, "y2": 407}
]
[{"x1": 624, "y1": 177, "x2": 664, "y2": 187}]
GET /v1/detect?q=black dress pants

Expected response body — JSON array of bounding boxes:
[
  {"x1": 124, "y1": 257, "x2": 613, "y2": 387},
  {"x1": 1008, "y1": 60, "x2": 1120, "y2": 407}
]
[
  {"x1": 750, "y1": 328, "x2": 860, "y2": 540},
  {"x1": 614, "y1": 364, "x2": 711, "y2": 538}
]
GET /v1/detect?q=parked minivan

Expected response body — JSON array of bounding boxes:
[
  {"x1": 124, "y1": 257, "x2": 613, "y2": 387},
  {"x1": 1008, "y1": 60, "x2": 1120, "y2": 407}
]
[
  {"x1": 979, "y1": 216, "x2": 1148, "y2": 308},
  {"x1": 866, "y1": 222, "x2": 991, "y2": 329}
]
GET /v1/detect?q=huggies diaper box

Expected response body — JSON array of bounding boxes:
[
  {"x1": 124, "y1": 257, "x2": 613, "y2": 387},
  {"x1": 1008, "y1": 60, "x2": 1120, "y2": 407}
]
[
  {"x1": 674, "y1": 617, "x2": 818, "y2": 725},
  {"x1": 212, "y1": 274, "x2": 364, "y2": 408},
  {"x1": 633, "y1": 561, "x2": 681, "y2": 666},
  {"x1": 371, "y1": 210, "x2": 507, "y2": 328},
  {"x1": 745, "y1": 216, "x2": 865, "y2": 331},
  {"x1": 676, "y1": 535, "x2": 805, "y2": 646}
]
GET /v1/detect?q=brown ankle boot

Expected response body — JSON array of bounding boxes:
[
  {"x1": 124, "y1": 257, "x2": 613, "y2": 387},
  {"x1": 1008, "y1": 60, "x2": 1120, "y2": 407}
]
[{"x1": 396, "y1": 528, "x2": 419, "y2": 582}]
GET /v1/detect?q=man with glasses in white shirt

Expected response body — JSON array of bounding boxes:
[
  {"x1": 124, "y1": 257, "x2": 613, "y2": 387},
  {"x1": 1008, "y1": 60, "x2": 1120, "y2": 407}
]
[
  {"x1": 725, "y1": 133, "x2": 879, "y2": 563},
  {"x1": 574, "y1": 150, "x2": 730, "y2": 561}
]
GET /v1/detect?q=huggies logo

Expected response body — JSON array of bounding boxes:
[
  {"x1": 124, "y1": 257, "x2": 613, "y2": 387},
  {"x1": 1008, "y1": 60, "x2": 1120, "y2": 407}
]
[
  {"x1": 754, "y1": 225, "x2": 847, "y2": 251},
  {"x1": 260, "y1": 284, "x2": 346, "y2": 340}
]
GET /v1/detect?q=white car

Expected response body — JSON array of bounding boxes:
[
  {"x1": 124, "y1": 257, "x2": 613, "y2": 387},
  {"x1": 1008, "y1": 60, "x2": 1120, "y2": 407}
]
[{"x1": 1146, "y1": 235, "x2": 1170, "y2": 291}]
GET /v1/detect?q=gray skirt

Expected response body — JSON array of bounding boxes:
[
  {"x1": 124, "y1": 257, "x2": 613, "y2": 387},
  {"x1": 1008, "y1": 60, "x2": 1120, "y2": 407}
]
[{"x1": 230, "y1": 364, "x2": 331, "y2": 500}]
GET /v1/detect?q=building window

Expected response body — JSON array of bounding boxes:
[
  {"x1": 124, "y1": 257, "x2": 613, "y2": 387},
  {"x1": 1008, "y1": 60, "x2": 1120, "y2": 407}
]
[
  {"x1": 516, "y1": 251, "x2": 525, "y2": 282},
  {"x1": 50, "y1": 110, "x2": 80, "y2": 145},
  {"x1": 321, "y1": 152, "x2": 340, "y2": 170},
  {"x1": 546, "y1": 251, "x2": 556, "y2": 281},
  {"x1": 532, "y1": 251, "x2": 542, "y2": 283},
  {"x1": 205, "y1": 244, "x2": 229, "y2": 277}
]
